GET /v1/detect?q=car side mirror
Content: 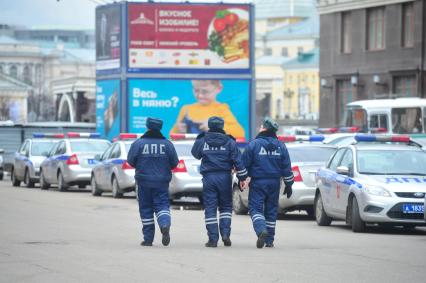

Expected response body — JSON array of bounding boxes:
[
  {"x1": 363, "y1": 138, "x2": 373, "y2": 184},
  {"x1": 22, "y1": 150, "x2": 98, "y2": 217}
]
[
  {"x1": 94, "y1": 154, "x2": 101, "y2": 161},
  {"x1": 0, "y1": 149, "x2": 4, "y2": 154},
  {"x1": 336, "y1": 166, "x2": 349, "y2": 176},
  {"x1": 41, "y1": 151, "x2": 49, "y2": 157}
]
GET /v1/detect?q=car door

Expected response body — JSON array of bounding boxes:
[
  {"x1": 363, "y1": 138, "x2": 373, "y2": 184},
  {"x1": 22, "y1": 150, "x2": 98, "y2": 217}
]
[
  {"x1": 323, "y1": 148, "x2": 346, "y2": 214},
  {"x1": 97, "y1": 145, "x2": 114, "y2": 188},
  {"x1": 334, "y1": 149, "x2": 354, "y2": 215},
  {"x1": 92, "y1": 144, "x2": 112, "y2": 189},
  {"x1": 15, "y1": 140, "x2": 29, "y2": 179},
  {"x1": 42, "y1": 142, "x2": 59, "y2": 182},
  {"x1": 105, "y1": 144, "x2": 121, "y2": 190},
  {"x1": 50, "y1": 141, "x2": 66, "y2": 183}
]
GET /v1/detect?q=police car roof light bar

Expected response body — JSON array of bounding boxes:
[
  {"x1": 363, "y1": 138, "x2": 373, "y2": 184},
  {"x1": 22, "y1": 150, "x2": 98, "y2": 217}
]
[
  {"x1": 33, "y1": 133, "x2": 65, "y2": 139},
  {"x1": 316, "y1": 127, "x2": 338, "y2": 134},
  {"x1": 119, "y1": 133, "x2": 142, "y2": 140},
  {"x1": 278, "y1": 135, "x2": 325, "y2": 142},
  {"x1": 67, "y1": 132, "x2": 101, "y2": 138},
  {"x1": 170, "y1": 133, "x2": 198, "y2": 140},
  {"x1": 339, "y1": 126, "x2": 361, "y2": 133},
  {"x1": 278, "y1": 135, "x2": 297, "y2": 142},
  {"x1": 355, "y1": 134, "x2": 411, "y2": 143}
]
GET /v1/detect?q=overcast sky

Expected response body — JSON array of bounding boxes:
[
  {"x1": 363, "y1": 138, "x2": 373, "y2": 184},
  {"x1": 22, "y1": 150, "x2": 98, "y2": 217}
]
[{"x1": 0, "y1": 0, "x2": 252, "y2": 30}]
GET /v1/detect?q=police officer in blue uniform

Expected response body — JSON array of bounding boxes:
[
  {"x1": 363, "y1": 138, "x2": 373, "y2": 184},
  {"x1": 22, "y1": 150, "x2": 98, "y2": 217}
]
[
  {"x1": 242, "y1": 117, "x2": 294, "y2": 248},
  {"x1": 191, "y1": 116, "x2": 248, "y2": 247},
  {"x1": 127, "y1": 117, "x2": 179, "y2": 247}
]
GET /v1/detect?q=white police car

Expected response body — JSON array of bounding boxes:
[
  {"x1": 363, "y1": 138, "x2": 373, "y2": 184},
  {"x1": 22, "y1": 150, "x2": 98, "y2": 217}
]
[
  {"x1": 232, "y1": 135, "x2": 337, "y2": 216},
  {"x1": 315, "y1": 134, "x2": 426, "y2": 232},
  {"x1": 11, "y1": 133, "x2": 62, "y2": 188},
  {"x1": 91, "y1": 133, "x2": 136, "y2": 198},
  {"x1": 39, "y1": 133, "x2": 110, "y2": 191}
]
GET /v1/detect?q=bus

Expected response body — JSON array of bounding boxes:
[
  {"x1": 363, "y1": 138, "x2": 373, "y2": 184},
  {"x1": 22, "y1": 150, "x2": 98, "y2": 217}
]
[{"x1": 343, "y1": 98, "x2": 426, "y2": 135}]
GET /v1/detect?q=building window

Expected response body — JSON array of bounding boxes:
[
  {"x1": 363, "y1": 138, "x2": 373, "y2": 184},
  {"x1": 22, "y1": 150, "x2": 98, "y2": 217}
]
[
  {"x1": 0, "y1": 65, "x2": 3, "y2": 74},
  {"x1": 337, "y1": 79, "x2": 353, "y2": 121},
  {"x1": 281, "y1": 47, "x2": 288, "y2": 57},
  {"x1": 402, "y1": 2, "x2": 414, "y2": 48},
  {"x1": 394, "y1": 75, "x2": 416, "y2": 97},
  {"x1": 297, "y1": 47, "x2": 304, "y2": 54},
  {"x1": 9, "y1": 65, "x2": 18, "y2": 79},
  {"x1": 264, "y1": 48, "x2": 272, "y2": 56},
  {"x1": 23, "y1": 65, "x2": 32, "y2": 85},
  {"x1": 367, "y1": 7, "x2": 385, "y2": 50},
  {"x1": 341, "y1": 12, "x2": 352, "y2": 53}
]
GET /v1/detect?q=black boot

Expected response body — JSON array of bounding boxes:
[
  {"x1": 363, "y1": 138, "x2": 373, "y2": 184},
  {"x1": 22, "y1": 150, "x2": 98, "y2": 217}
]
[
  {"x1": 222, "y1": 236, "x2": 232, "y2": 247},
  {"x1": 161, "y1": 226, "x2": 170, "y2": 246},
  {"x1": 265, "y1": 243, "x2": 274, "y2": 248},
  {"x1": 256, "y1": 231, "x2": 268, "y2": 249},
  {"x1": 205, "y1": 240, "x2": 218, "y2": 248},
  {"x1": 140, "y1": 241, "x2": 153, "y2": 246}
]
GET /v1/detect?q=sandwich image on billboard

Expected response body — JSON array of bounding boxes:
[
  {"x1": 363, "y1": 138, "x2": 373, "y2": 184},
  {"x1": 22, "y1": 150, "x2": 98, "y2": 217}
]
[
  {"x1": 128, "y1": 3, "x2": 251, "y2": 70},
  {"x1": 128, "y1": 79, "x2": 250, "y2": 139},
  {"x1": 96, "y1": 4, "x2": 121, "y2": 71},
  {"x1": 96, "y1": 80, "x2": 121, "y2": 140}
]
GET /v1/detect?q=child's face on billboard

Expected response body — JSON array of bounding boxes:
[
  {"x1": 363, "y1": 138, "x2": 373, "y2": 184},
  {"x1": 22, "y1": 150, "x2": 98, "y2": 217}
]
[{"x1": 192, "y1": 81, "x2": 222, "y2": 105}]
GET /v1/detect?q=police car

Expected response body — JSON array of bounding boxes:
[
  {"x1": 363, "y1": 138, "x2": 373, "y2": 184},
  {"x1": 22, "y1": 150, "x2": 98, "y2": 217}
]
[
  {"x1": 232, "y1": 135, "x2": 337, "y2": 216},
  {"x1": 11, "y1": 133, "x2": 62, "y2": 188},
  {"x1": 39, "y1": 133, "x2": 110, "y2": 191},
  {"x1": 315, "y1": 134, "x2": 426, "y2": 232},
  {"x1": 169, "y1": 134, "x2": 203, "y2": 201},
  {"x1": 91, "y1": 133, "x2": 136, "y2": 198}
]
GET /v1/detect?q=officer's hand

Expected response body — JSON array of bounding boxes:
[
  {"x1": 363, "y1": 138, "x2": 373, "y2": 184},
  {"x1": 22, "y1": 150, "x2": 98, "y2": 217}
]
[{"x1": 283, "y1": 185, "x2": 292, "y2": 199}]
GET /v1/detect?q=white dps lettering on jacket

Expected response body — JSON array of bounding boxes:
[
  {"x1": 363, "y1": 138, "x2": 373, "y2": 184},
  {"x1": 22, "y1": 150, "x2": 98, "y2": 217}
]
[
  {"x1": 142, "y1": 144, "x2": 166, "y2": 155},
  {"x1": 259, "y1": 146, "x2": 281, "y2": 156},
  {"x1": 203, "y1": 143, "x2": 226, "y2": 151}
]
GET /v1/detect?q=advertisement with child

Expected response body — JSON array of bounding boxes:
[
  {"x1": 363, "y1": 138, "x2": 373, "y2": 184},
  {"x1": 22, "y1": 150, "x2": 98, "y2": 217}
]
[
  {"x1": 128, "y1": 79, "x2": 250, "y2": 139},
  {"x1": 96, "y1": 80, "x2": 121, "y2": 140}
]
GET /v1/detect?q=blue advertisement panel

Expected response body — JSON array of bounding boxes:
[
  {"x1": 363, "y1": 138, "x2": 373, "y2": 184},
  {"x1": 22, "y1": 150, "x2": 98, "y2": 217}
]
[
  {"x1": 128, "y1": 79, "x2": 250, "y2": 139},
  {"x1": 96, "y1": 80, "x2": 121, "y2": 140}
]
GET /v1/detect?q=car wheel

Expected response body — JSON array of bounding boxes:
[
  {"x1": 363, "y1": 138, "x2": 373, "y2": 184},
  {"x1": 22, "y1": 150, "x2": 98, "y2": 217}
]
[
  {"x1": 57, "y1": 171, "x2": 68, "y2": 192},
  {"x1": 351, "y1": 197, "x2": 365, "y2": 233},
  {"x1": 402, "y1": 224, "x2": 416, "y2": 231},
  {"x1": 40, "y1": 170, "x2": 50, "y2": 190},
  {"x1": 305, "y1": 207, "x2": 315, "y2": 219},
  {"x1": 11, "y1": 168, "x2": 21, "y2": 187},
  {"x1": 111, "y1": 177, "x2": 123, "y2": 199},
  {"x1": 24, "y1": 169, "x2": 35, "y2": 188},
  {"x1": 91, "y1": 175, "x2": 102, "y2": 196},
  {"x1": 232, "y1": 186, "x2": 248, "y2": 215},
  {"x1": 314, "y1": 192, "x2": 332, "y2": 226},
  {"x1": 0, "y1": 172, "x2": 3, "y2": 181}
]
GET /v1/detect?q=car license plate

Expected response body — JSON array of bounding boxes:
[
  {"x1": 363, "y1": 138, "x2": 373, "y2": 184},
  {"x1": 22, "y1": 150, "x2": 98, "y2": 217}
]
[
  {"x1": 402, "y1": 204, "x2": 424, "y2": 214},
  {"x1": 87, "y1": 159, "x2": 98, "y2": 165}
]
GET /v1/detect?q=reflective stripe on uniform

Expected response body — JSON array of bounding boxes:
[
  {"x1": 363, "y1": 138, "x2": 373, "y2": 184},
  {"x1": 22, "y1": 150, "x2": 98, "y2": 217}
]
[
  {"x1": 219, "y1": 212, "x2": 232, "y2": 219},
  {"x1": 156, "y1": 210, "x2": 171, "y2": 218},
  {"x1": 251, "y1": 214, "x2": 265, "y2": 222}
]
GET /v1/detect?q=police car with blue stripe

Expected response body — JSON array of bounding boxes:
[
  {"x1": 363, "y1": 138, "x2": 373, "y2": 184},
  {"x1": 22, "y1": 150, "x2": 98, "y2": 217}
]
[
  {"x1": 11, "y1": 133, "x2": 63, "y2": 188},
  {"x1": 91, "y1": 133, "x2": 136, "y2": 198},
  {"x1": 315, "y1": 134, "x2": 426, "y2": 232},
  {"x1": 39, "y1": 133, "x2": 110, "y2": 191},
  {"x1": 233, "y1": 135, "x2": 337, "y2": 216}
]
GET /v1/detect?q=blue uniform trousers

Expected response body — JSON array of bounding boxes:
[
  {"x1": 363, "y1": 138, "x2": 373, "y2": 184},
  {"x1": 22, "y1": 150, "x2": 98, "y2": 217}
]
[
  {"x1": 137, "y1": 182, "x2": 171, "y2": 243},
  {"x1": 248, "y1": 178, "x2": 281, "y2": 245},
  {"x1": 202, "y1": 172, "x2": 233, "y2": 242}
]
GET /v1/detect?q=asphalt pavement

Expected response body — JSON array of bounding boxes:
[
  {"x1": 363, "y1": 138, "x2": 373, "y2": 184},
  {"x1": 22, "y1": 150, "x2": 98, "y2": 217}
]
[{"x1": 0, "y1": 180, "x2": 425, "y2": 283}]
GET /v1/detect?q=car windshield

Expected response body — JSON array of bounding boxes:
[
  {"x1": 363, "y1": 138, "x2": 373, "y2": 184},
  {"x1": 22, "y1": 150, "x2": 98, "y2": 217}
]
[
  {"x1": 70, "y1": 140, "x2": 110, "y2": 153},
  {"x1": 174, "y1": 143, "x2": 194, "y2": 157},
  {"x1": 288, "y1": 146, "x2": 336, "y2": 163},
  {"x1": 357, "y1": 149, "x2": 426, "y2": 175},
  {"x1": 31, "y1": 141, "x2": 57, "y2": 156}
]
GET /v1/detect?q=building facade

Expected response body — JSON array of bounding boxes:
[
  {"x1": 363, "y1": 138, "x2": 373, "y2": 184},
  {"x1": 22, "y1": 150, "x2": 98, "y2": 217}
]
[{"x1": 318, "y1": 0, "x2": 426, "y2": 126}]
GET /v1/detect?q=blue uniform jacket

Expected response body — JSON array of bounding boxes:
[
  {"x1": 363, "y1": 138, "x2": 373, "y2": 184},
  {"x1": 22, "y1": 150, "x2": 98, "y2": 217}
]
[
  {"x1": 242, "y1": 131, "x2": 294, "y2": 185},
  {"x1": 127, "y1": 130, "x2": 179, "y2": 187},
  {"x1": 191, "y1": 131, "x2": 248, "y2": 181}
]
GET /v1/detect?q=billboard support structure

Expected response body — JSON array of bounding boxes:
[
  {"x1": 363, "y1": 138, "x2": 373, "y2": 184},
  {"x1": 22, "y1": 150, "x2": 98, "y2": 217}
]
[{"x1": 96, "y1": 2, "x2": 255, "y2": 140}]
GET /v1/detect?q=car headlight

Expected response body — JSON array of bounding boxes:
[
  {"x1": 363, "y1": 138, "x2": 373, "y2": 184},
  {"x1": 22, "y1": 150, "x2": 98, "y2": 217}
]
[{"x1": 364, "y1": 185, "x2": 391, "y2": 197}]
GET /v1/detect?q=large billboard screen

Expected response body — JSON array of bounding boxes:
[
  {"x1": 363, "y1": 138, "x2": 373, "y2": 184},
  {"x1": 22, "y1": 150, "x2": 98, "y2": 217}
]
[
  {"x1": 96, "y1": 80, "x2": 121, "y2": 140},
  {"x1": 96, "y1": 5, "x2": 121, "y2": 71},
  {"x1": 128, "y1": 79, "x2": 250, "y2": 139},
  {"x1": 128, "y1": 3, "x2": 251, "y2": 70}
]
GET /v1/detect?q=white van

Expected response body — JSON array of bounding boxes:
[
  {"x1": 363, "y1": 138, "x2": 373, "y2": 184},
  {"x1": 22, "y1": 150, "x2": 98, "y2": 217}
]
[{"x1": 343, "y1": 98, "x2": 426, "y2": 134}]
